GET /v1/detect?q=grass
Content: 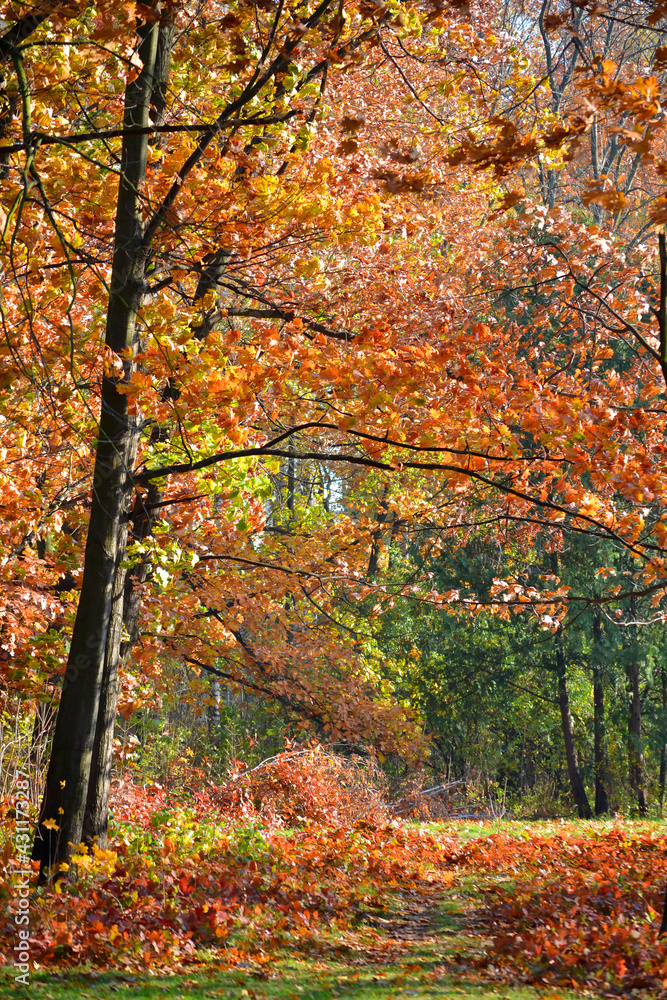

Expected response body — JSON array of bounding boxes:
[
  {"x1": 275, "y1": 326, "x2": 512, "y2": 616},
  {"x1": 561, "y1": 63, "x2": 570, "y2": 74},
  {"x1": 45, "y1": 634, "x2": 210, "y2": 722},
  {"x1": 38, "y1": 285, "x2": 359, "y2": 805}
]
[
  {"x1": 425, "y1": 816, "x2": 667, "y2": 842},
  {"x1": 2, "y1": 965, "x2": 583, "y2": 1000}
]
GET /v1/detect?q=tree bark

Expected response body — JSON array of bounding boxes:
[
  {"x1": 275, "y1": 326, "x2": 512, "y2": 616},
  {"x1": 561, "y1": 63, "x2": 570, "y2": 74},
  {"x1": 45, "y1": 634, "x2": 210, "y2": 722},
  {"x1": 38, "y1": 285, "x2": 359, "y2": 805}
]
[
  {"x1": 32, "y1": 21, "x2": 159, "y2": 878},
  {"x1": 81, "y1": 547, "x2": 127, "y2": 848},
  {"x1": 367, "y1": 485, "x2": 389, "y2": 580},
  {"x1": 661, "y1": 644, "x2": 667, "y2": 935},
  {"x1": 660, "y1": 661, "x2": 667, "y2": 817},
  {"x1": 592, "y1": 607, "x2": 610, "y2": 815},
  {"x1": 549, "y1": 553, "x2": 591, "y2": 819},
  {"x1": 555, "y1": 629, "x2": 592, "y2": 819},
  {"x1": 82, "y1": 446, "x2": 166, "y2": 844},
  {"x1": 626, "y1": 594, "x2": 647, "y2": 817}
]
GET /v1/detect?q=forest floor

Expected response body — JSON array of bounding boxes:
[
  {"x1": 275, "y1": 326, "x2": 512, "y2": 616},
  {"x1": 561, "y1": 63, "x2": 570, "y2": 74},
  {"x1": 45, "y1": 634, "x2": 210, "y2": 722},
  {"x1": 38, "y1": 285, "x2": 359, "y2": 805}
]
[
  {"x1": 3, "y1": 804, "x2": 667, "y2": 999},
  {"x1": 6, "y1": 855, "x2": 585, "y2": 1000}
]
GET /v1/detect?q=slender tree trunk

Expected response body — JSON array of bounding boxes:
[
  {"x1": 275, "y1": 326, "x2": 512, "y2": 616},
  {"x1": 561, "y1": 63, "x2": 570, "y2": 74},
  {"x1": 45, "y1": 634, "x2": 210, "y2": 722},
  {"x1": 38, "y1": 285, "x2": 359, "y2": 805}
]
[
  {"x1": 367, "y1": 485, "x2": 389, "y2": 580},
  {"x1": 207, "y1": 676, "x2": 221, "y2": 745},
  {"x1": 660, "y1": 661, "x2": 667, "y2": 817},
  {"x1": 120, "y1": 483, "x2": 164, "y2": 659},
  {"x1": 550, "y1": 554, "x2": 591, "y2": 819},
  {"x1": 555, "y1": 630, "x2": 592, "y2": 819},
  {"x1": 592, "y1": 608, "x2": 610, "y2": 815},
  {"x1": 32, "y1": 21, "x2": 159, "y2": 878},
  {"x1": 626, "y1": 657, "x2": 647, "y2": 816},
  {"x1": 627, "y1": 594, "x2": 647, "y2": 817}
]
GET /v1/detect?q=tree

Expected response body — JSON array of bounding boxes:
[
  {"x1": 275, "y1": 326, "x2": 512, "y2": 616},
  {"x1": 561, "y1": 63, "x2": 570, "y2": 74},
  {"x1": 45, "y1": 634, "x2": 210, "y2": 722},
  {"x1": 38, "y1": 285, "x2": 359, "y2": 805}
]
[{"x1": 2, "y1": 0, "x2": 441, "y2": 876}]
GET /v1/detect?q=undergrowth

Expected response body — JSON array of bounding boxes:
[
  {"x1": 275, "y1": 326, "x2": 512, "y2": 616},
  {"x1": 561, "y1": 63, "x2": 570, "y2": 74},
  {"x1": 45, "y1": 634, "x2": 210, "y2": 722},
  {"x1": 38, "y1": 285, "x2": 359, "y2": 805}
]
[{"x1": 3, "y1": 748, "x2": 667, "y2": 997}]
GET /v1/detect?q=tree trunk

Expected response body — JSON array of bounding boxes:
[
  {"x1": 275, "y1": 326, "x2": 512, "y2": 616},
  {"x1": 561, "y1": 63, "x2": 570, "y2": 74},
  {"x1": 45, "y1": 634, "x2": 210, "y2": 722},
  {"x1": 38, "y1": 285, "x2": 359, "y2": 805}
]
[
  {"x1": 627, "y1": 594, "x2": 647, "y2": 817},
  {"x1": 81, "y1": 547, "x2": 127, "y2": 848},
  {"x1": 660, "y1": 613, "x2": 667, "y2": 936},
  {"x1": 82, "y1": 438, "x2": 166, "y2": 844},
  {"x1": 555, "y1": 630, "x2": 592, "y2": 819},
  {"x1": 549, "y1": 553, "x2": 591, "y2": 820},
  {"x1": 660, "y1": 661, "x2": 667, "y2": 817},
  {"x1": 592, "y1": 608, "x2": 610, "y2": 815},
  {"x1": 32, "y1": 21, "x2": 159, "y2": 878},
  {"x1": 207, "y1": 676, "x2": 221, "y2": 745},
  {"x1": 149, "y1": 17, "x2": 175, "y2": 133},
  {"x1": 593, "y1": 667, "x2": 610, "y2": 816},
  {"x1": 29, "y1": 700, "x2": 56, "y2": 768},
  {"x1": 367, "y1": 485, "x2": 389, "y2": 580},
  {"x1": 626, "y1": 657, "x2": 647, "y2": 816},
  {"x1": 120, "y1": 483, "x2": 165, "y2": 659}
]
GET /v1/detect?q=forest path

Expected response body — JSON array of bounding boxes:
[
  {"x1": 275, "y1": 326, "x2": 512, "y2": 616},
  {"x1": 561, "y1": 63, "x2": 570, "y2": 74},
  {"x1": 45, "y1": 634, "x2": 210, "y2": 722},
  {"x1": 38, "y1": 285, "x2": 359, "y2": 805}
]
[
  {"x1": 10, "y1": 820, "x2": 662, "y2": 1000},
  {"x1": 12, "y1": 878, "x2": 586, "y2": 1000}
]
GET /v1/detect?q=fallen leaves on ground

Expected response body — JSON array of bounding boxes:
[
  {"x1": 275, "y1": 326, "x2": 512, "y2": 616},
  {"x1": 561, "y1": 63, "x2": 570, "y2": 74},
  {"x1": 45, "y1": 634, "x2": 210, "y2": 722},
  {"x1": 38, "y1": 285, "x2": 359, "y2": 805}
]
[
  {"x1": 5, "y1": 783, "x2": 667, "y2": 998},
  {"x1": 454, "y1": 825, "x2": 667, "y2": 995},
  {"x1": 0, "y1": 778, "x2": 456, "y2": 973}
]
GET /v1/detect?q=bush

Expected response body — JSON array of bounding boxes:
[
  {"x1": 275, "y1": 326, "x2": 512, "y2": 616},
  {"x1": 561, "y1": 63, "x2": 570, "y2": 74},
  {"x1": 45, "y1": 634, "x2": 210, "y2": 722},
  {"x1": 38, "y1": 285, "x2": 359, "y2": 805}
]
[{"x1": 215, "y1": 745, "x2": 388, "y2": 828}]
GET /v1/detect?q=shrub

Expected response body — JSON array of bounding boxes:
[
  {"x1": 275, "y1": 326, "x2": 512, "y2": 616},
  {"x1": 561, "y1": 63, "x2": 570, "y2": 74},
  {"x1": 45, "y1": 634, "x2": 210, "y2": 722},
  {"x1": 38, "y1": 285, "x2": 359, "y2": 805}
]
[{"x1": 216, "y1": 745, "x2": 387, "y2": 828}]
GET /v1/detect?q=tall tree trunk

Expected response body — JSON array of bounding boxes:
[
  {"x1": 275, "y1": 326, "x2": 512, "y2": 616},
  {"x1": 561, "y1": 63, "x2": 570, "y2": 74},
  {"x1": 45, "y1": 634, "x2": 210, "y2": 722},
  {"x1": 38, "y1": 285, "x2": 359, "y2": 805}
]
[
  {"x1": 367, "y1": 485, "x2": 389, "y2": 580},
  {"x1": 592, "y1": 607, "x2": 610, "y2": 815},
  {"x1": 660, "y1": 661, "x2": 667, "y2": 817},
  {"x1": 661, "y1": 643, "x2": 667, "y2": 936},
  {"x1": 550, "y1": 553, "x2": 591, "y2": 819},
  {"x1": 555, "y1": 629, "x2": 592, "y2": 819},
  {"x1": 627, "y1": 594, "x2": 647, "y2": 817},
  {"x1": 207, "y1": 676, "x2": 222, "y2": 745},
  {"x1": 120, "y1": 483, "x2": 165, "y2": 660},
  {"x1": 81, "y1": 547, "x2": 127, "y2": 848},
  {"x1": 83, "y1": 461, "x2": 165, "y2": 845},
  {"x1": 32, "y1": 21, "x2": 159, "y2": 878},
  {"x1": 149, "y1": 17, "x2": 175, "y2": 133},
  {"x1": 593, "y1": 667, "x2": 610, "y2": 816}
]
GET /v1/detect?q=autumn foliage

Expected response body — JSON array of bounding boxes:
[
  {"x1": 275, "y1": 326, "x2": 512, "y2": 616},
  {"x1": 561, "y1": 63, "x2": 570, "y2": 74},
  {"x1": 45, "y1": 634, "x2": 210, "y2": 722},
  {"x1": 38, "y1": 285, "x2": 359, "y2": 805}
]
[
  {"x1": 5, "y1": 765, "x2": 667, "y2": 997},
  {"x1": 0, "y1": 767, "x2": 448, "y2": 972},
  {"x1": 6, "y1": 0, "x2": 667, "y2": 992},
  {"x1": 459, "y1": 828, "x2": 667, "y2": 994},
  {"x1": 214, "y1": 746, "x2": 388, "y2": 829}
]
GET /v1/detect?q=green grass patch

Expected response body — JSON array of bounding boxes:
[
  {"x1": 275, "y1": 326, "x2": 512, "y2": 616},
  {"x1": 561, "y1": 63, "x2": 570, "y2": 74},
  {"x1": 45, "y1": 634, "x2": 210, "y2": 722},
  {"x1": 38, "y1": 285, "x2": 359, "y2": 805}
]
[{"x1": 1, "y1": 952, "x2": 586, "y2": 1000}]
